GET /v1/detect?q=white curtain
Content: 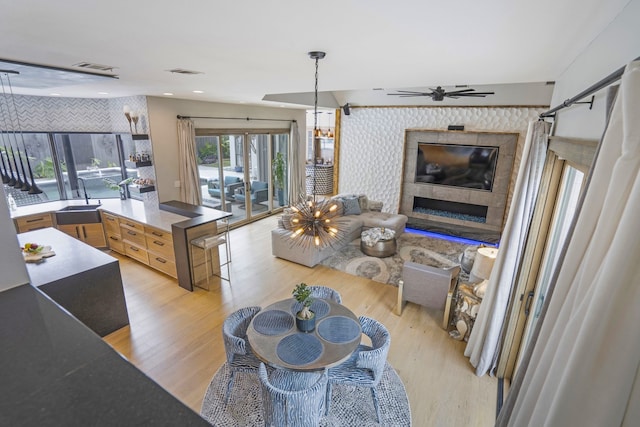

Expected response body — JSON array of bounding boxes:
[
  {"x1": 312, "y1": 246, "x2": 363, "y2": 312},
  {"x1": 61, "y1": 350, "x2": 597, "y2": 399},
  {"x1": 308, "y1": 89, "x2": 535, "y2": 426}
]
[
  {"x1": 177, "y1": 118, "x2": 202, "y2": 205},
  {"x1": 499, "y1": 60, "x2": 640, "y2": 426},
  {"x1": 289, "y1": 120, "x2": 305, "y2": 203},
  {"x1": 465, "y1": 120, "x2": 550, "y2": 376}
]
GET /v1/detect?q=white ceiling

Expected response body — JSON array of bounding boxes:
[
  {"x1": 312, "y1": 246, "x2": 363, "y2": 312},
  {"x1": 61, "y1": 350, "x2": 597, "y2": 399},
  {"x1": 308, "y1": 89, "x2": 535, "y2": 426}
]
[{"x1": 0, "y1": 0, "x2": 631, "y2": 108}]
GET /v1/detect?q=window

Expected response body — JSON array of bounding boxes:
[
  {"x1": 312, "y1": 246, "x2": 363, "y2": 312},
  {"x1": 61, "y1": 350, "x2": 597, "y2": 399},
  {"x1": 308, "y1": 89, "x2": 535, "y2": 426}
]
[{"x1": 3, "y1": 132, "x2": 129, "y2": 207}]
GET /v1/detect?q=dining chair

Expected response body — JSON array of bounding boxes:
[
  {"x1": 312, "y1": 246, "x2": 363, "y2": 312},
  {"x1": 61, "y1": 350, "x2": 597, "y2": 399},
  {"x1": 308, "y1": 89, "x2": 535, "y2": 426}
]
[
  {"x1": 222, "y1": 306, "x2": 262, "y2": 403},
  {"x1": 325, "y1": 316, "x2": 390, "y2": 423},
  {"x1": 307, "y1": 285, "x2": 342, "y2": 304},
  {"x1": 259, "y1": 363, "x2": 328, "y2": 427}
]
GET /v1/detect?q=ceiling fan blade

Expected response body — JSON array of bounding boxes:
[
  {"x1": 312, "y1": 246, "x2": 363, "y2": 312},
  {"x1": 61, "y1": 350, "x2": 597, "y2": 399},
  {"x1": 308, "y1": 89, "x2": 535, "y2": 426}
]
[
  {"x1": 444, "y1": 88, "x2": 476, "y2": 95},
  {"x1": 460, "y1": 91, "x2": 495, "y2": 96},
  {"x1": 388, "y1": 90, "x2": 433, "y2": 97},
  {"x1": 388, "y1": 93, "x2": 431, "y2": 97}
]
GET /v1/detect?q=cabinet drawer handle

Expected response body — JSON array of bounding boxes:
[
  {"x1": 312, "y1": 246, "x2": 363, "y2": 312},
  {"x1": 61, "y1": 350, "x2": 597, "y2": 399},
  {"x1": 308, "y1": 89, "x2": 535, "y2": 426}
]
[
  {"x1": 26, "y1": 217, "x2": 45, "y2": 223},
  {"x1": 153, "y1": 240, "x2": 165, "y2": 246},
  {"x1": 155, "y1": 257, "x2": 167, "y2": 264},
  {"x1": 110, "y1": 236, "x2": 120, "y2": 241},
  {"x1": 106, "y1": 217, "x2": 115, "y2": 222},
  {"x1": 129, "y1": 246, "x2": 139, "y2": 252},
  {"x1": 125, "y1": 222, "x2": 136, "y2": 227},
  {"x1": 127, "y1": 230, "x2": 137, "y2": 236},
  {"x1": 151, "y1": 231, "x2": 163, "y2": 237},
  {"x1": 82, "y1": 226, "x2": 87, "y2": 239}
]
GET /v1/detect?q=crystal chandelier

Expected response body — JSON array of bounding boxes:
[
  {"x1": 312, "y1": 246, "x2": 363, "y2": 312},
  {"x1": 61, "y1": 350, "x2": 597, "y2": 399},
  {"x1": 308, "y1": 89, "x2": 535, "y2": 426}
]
[{"x1": 290, "y1": 51, "x2": 340, "y2": 248}]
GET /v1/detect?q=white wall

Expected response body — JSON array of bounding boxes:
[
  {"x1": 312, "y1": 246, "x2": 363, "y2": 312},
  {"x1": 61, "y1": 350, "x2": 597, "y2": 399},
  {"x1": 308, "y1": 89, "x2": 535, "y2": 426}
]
[
  {"x1": 0, "y1": 187, "x2": 29, "y2": 291},
  {"x1": 146, "y1": 97, "x2": 306, "y2": 202},
  {"x1": 338, "y1": 107, "x2": 545, "y2": 214},
  {"x1": 550, "y1": 0, "x2": 640, "y2": 139}
]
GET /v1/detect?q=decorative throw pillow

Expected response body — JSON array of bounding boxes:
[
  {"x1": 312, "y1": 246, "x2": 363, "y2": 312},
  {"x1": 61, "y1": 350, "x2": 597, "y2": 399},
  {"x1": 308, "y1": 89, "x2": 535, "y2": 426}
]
[
  {"x1": 342, "y1": 196, "x2": 361, "y2": 215},
  {"x1": 281, "y1": 213, "x2": 294, "y2": 230},
  {"x1": 368, "y1": 200, "x2": 384, "y2": 212},
  {"x1": 357, "y1": 194, "x2": 369, "y2": 212},
  {"x1": 330, "y1": 198, "x2": 345, "y2": 216}
]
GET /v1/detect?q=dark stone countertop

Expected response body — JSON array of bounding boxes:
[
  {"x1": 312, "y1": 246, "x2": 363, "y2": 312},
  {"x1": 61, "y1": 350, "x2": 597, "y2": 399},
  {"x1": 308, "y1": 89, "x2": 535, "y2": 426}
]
[
  {"x1": 0, "y1": 284, "x2": 209, "y2": 427},
  {"x1": 160, "y1": 200, "x2": 231, "y2": 230}
]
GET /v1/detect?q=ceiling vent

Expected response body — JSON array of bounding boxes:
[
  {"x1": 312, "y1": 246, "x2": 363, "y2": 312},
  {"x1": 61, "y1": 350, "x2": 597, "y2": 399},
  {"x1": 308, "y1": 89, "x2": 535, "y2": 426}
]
[
  {"x1": 167, "y1": 68, "x2": 204, "y2": 75},
  {"x1": 72, "y1": 62, "x2": 117, "y2": 72}
]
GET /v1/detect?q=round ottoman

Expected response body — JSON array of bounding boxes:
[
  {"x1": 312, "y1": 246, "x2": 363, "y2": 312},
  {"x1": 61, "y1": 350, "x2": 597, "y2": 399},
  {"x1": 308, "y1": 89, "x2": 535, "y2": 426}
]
[{"x1": 360, "y1": 227, "x2": 397, "y2": 258}]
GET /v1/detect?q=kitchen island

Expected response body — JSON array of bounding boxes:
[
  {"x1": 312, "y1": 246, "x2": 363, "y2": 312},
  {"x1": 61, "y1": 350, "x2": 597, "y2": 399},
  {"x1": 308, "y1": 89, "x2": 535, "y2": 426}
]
[
  {"x1": 0, "y1": 283, "x2": 209, "y2": 426},
  {"x1": 11, "y1": 198, "x2": 231, "y2": 292},
  {"x1": 17, "y1": 227, "x2": 129, "y2": 337}
]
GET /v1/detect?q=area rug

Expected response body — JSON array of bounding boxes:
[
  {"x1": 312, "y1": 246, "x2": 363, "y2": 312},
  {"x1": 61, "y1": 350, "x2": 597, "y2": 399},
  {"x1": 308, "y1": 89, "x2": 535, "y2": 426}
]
[
  {"x1": 320, "y1": 231, "x2": 475, "y2": 286},
  {"x1": 200, "y1": 362, "x2": 411, "y2": 426}
]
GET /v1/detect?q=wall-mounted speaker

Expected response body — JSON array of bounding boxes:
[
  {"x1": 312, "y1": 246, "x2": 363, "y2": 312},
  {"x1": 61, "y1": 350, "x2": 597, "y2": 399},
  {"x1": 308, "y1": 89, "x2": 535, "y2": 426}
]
[{"x1": 343, "y1": 103, "x2": 351, "y2": 116}]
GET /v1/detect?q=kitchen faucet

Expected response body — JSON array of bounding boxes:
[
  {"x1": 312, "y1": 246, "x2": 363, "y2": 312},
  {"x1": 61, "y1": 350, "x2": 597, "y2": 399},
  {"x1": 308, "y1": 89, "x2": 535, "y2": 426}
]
[{"x1": 77, "y1": 177, "x2": 90, "y2": 204}]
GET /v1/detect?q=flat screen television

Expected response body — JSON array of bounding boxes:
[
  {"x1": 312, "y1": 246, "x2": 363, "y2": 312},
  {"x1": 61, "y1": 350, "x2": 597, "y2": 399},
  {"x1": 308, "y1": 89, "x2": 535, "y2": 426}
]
[{"x1": 415, "y1": 143, "x2": 498, "y2": 191}]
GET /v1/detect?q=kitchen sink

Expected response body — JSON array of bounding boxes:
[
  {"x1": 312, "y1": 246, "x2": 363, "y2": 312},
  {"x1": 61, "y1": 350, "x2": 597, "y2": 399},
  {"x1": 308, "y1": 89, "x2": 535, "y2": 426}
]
[{"x1": 55, "y1": 204, "x2": 102, "y2": 224}]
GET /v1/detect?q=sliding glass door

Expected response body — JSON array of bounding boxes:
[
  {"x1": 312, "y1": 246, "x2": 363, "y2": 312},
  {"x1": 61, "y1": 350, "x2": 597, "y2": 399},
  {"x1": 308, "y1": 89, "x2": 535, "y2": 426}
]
[{"x1": 195, "y1": 129, "x2": 289, "y2": 226}]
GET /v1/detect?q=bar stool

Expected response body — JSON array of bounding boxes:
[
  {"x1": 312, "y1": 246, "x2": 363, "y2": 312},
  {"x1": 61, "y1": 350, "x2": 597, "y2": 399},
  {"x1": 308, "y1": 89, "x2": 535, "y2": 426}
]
[{"x1": 190, "y1": 219, "x2": 231, "y2": 289}]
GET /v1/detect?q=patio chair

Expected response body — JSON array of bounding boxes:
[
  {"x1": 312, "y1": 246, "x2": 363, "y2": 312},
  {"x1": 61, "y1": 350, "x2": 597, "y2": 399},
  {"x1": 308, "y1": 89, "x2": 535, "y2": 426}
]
[
  {"x1": 222, "y1": 306, "x2": 262, "y2": 403},
  {"x1": 208, "y1": 176, "x2": 243, "y2": 199},
  {"x1": 325, "y1": 316, "x2": 390, "y2": 422},
  {"x1": 234, "y1": 181, "x2": 268, "y2": 208},
  {"x1": 259, "y1": 363, "x2": 328, "y2": 427}
]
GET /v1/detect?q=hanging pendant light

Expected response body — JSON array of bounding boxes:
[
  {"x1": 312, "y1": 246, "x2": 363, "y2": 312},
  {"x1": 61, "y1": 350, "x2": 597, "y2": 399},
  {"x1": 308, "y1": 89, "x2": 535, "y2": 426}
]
[
  {"x1": 289, "y1": 51, "x2": 341, "y2": 249},
  {"x1": 0, "y1": 70, "x2": 42, "y2": 194}
]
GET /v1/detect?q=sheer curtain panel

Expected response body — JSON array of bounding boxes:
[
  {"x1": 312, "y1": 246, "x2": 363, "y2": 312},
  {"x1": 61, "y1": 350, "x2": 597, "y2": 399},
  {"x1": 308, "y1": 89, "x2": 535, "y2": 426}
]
[
  {"x1": 498, "y1": 60, "x2": 640, "y2": 426},
  {"x1": 177, "y1": 118, "x2": 202, "y2": 205},
  {"x1": 465, "y1": 120, "x2": 550, "y2": 376}
]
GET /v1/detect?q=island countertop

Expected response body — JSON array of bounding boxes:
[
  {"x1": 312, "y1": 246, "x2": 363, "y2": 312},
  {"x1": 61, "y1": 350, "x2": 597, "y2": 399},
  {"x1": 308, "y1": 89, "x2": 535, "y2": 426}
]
[
  {"x1": 0, "y1": 283, "x2": 209, "y2": 426},
  {"x1": 10, "y1": 199, "x2": 191, "y2": 232}
]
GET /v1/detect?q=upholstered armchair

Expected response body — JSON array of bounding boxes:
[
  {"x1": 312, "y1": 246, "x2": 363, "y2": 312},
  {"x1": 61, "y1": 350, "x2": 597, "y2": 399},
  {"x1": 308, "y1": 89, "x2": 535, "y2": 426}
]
[
  {"x1": 325, "y1": 316, "x2": 390, "y2": 423},
  {"x1": 234, "y1": 181, "x2": 268, "y2": 208},
  {"x1": 307, "y1": 285, "x2": 342, "y2": 304},
  {"x1": 395, "y1": 261, "x2": 461, "y2": 329},
  {"x1": 222, "y1": 306, "x2": 262, "y2": 403},
  {"x1": 259, "y1": 363, "x2": 328, "y2": 427},
  {"x1": 207, "y1": 176, "x2": 243, "y2": 199}
]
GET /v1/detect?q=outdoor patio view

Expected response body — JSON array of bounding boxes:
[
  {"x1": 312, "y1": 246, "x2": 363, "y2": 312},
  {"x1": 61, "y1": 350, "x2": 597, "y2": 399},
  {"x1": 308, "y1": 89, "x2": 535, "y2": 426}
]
[{"x1": 195, "y1": 131, "x2": 289, "y2": 226}]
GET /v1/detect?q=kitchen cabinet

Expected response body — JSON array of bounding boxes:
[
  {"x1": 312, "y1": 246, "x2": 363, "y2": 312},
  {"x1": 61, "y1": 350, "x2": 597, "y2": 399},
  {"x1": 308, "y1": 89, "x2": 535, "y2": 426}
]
[
  {"x1": 57, "y1": 223, "x2": 107, "y2": 248},
  {"x1": 14, "y1": 212, "x2": 53, "y2": 233},
  {"x1": 110, "y1": 214, "x2": 177, "y2": 278},
  {"x1": 101, "y1": 211, "x2": 124, "y2": 254},
  {"x1": 145, "y1": 225, "x2": 177, "y2": 278}
]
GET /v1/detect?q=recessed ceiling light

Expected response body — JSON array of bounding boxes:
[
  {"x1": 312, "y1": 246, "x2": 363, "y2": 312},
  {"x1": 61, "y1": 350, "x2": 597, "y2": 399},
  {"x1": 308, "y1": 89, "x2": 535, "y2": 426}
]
[
  {"x1": 49, "y1": 93, "x2": 61, "y2": 96},
  {"x1": 98, "y1": 92, "x2": 109, "y2": 95},
  {"x1": 192, "y1": 90, "x2": 204, "y2": 94},
  {"x1": 163, "y1": 92, "x2": 174, "y2": 96}
]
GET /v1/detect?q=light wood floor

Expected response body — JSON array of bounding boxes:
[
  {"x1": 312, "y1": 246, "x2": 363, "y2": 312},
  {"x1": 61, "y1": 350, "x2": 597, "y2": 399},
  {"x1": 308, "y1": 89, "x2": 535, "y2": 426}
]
[{"x1": 104, "y1": 215, "x2": 497, "y2": 426}]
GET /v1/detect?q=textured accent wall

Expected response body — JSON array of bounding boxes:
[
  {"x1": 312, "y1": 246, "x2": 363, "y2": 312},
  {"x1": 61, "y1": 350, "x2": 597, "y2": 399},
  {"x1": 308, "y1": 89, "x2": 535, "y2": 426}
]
[
  {"x1": 338, "y1": 107, "x2": 545, "y2": 215},
  {"x1": 0, "y1": 94, "x2": 148, "y2": 133}
]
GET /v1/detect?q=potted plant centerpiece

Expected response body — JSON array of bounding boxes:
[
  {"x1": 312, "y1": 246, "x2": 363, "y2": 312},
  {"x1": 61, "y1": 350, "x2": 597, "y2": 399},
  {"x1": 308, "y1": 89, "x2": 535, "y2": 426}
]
[
  {"x1": 293, "y1": 283, "x2": 315, "y2": 332},
  {"x1": 272, "y1": 152, "x2": 286, "y2": 207}
]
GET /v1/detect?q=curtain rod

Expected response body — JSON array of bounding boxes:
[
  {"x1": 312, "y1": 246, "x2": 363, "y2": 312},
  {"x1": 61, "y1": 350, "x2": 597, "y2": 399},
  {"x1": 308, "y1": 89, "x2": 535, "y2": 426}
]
[
  {"x1": 177, "y1": 115, "x2": 295, "y2": 123},
  {"x1": 540, "y1": 56, "x2": 640, "y2": 119}
]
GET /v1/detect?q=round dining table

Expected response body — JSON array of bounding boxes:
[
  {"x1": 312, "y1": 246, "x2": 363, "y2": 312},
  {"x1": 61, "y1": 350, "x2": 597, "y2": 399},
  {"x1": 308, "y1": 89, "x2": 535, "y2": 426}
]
[{"x1": 247, "y1": 298, "x2": 362, "y2": 371}]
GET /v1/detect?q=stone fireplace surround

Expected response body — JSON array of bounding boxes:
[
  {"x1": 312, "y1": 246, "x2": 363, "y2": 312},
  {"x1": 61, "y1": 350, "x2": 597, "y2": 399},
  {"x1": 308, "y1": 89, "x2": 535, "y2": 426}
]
[{"x1": 400, "y1": 129, "x2": 517, "y2": 239}]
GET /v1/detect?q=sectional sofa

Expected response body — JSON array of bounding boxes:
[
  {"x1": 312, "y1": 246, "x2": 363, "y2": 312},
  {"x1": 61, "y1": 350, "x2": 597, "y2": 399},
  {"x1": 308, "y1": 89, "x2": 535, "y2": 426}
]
[{"x1": 271, "y1": 194, "x2": 408, "y2": 267}]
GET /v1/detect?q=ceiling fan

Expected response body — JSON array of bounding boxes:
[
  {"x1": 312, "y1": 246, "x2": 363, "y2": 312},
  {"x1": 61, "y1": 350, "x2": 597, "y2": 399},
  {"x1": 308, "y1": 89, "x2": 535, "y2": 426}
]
[{"x1": 388, "y1": 86, "x2": 494, "y2": 101}]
